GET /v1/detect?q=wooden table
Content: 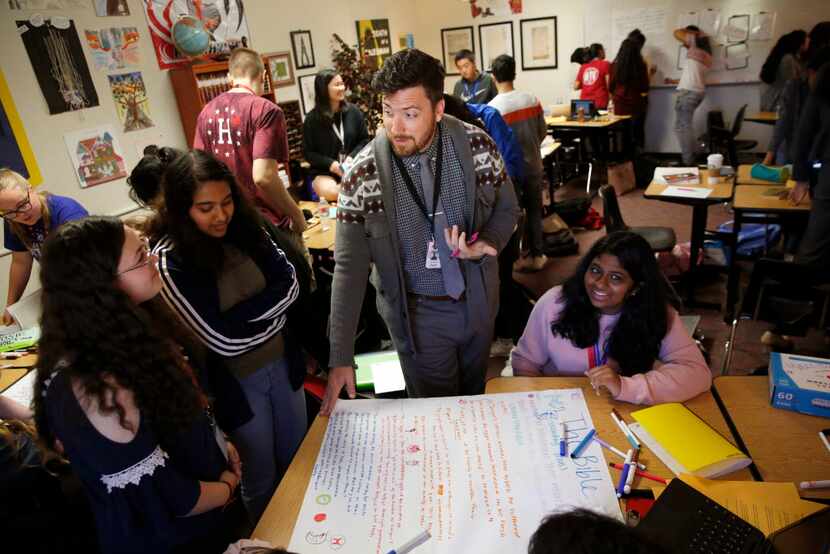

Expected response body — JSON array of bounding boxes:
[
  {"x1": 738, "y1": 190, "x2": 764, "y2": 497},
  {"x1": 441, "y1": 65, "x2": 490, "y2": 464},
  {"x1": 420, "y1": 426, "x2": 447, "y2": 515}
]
[
  {"x1": 299, "y1": 201, "x2": 336, "y2": 252},
  {"x1": 0, "y1": 353, "x2": 37, "y2": 393},
  {"x1": 724, "y1": 185, "x2": 811, "y2": 316},
  {"x1": 736, "y1": 164, "x2": 794, "y2": 186},
  {"x1": 545, "y1": 114, "x2": 631, "y2": 128},
  {"x1": 644, "y1": 171, "x2": 734, "y2": 305},
  {"x1": 713, "y1": 376, "x2": 830, "y2": 500},
  {"x1": 251, "y1": 376, "x2": 753, "y2": 547},
  {"x1": 744, "y1": 111, "x2": 778, "y2": 125}
]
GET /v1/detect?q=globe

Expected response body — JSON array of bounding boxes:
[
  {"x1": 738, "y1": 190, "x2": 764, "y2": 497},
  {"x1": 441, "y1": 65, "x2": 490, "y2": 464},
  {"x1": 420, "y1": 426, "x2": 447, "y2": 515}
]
[{"x1": 171, "y1": 15, "x2": 210, "y2": 57}]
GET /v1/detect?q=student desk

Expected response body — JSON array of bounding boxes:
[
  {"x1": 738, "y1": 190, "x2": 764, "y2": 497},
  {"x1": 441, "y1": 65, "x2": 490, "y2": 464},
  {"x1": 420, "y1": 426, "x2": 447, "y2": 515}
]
[
  {"x1": 743, "y1": 111, "x2": 778, "y2": 125},
  {"x1": 736, "y1": 164, "x2": 794, "y2": 187},
  {"x1": 545, "y1": 115, "x2": 632, "y2": 187},
  {"x1": 299, "y1": 201, "x2": 336, "y2": 253},
  {"x1": 723, "y1": 185, "x2": 811, "y2": 318},
  {"x1": 251, "y1": 377, "x2": 753, "y2": 547},
  {"x1": 713, "y1": 376, "x2": 830, "y2": 500},
  {"x1": 0, "y1": 353, "x2": 37, "y2": 393},
  {"x1": 644, "y1": 172, "x2": 734, "y2": 305}
]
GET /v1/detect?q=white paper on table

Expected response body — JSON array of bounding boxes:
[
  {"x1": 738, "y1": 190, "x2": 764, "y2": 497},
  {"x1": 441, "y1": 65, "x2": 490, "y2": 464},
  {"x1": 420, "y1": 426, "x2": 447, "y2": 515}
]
[
  {"x1": 653, "y1": 167, "x2": 700, "y2": 185},
  {"x1": 750, "y1": 12, "x2": 776, "y2": 41},
  {"x1": 661, "y1": 186, "x2": 712, "y2": 199},
  {"x1": 371, "y1": 360, "x2": 406, "y2": 394},
  {"x1": 6, "y1": 290, "x2": 41, "y2": 331},
  {"x1": 1, "y1": 369, "x2": 36, "y2": 408},
  {"x1": 288, "y1": 389, "x2": 622, "y2": 554}
]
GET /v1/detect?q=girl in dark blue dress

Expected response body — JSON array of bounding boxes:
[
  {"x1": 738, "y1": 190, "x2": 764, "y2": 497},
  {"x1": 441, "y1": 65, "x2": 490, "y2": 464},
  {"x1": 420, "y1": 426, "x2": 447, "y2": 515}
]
[{"x1": 32, "y1": 217, "x2": 244, "y2": 553}]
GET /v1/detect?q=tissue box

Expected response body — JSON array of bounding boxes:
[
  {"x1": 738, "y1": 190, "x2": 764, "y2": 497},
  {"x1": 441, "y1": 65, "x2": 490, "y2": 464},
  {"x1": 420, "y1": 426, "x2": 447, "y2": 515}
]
[{"x1": 768, "y1": 352, "x2": 830, "y2": 418}]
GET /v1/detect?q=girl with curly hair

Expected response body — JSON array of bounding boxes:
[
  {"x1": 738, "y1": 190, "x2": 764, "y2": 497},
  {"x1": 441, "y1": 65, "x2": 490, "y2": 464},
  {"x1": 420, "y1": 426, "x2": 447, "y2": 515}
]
[
  {"x1": 33, "y1": 216, "x2": 244, "y2": 553},
  {"x1": 151, "y1": 149, "x2": 305, "y2": 524},
  {"x1": 511, "y1": 231, "x2": 711, "y2": 404}
]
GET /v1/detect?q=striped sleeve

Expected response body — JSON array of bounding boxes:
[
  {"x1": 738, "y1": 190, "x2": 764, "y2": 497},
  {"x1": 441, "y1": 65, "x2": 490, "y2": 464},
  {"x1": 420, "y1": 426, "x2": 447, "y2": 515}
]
[{"x1": 153, "y1": 235, "x2": 299, "y2": 357}]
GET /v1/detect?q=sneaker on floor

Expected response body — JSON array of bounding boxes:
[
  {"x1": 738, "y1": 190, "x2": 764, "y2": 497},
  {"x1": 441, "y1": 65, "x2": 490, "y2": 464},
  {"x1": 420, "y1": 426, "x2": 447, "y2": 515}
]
[
  {"x1": 490, "y1": 337, "x2": 514, "y2": 358},
  {"x1": 760, "y1": 330, "x2": 794, "y2": 351},
  {"x1": 514, "y1": 254, "x2": 548, "y2": 273}
]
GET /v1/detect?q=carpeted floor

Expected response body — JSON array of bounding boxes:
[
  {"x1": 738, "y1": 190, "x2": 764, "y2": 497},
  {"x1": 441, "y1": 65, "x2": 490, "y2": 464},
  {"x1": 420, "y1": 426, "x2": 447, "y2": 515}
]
[{"x1": 485, "y1": 183, "x2": 829, "y2": 382}]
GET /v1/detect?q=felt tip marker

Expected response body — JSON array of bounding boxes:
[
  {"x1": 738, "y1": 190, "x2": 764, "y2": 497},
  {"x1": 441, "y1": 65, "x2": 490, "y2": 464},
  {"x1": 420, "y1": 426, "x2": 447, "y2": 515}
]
[
  {"x1": 594, "y1": 436, "x2": 647, "y2": 470},
  {"x1": 819, "y1": 429, "x2": 830, "y2": 454},
  {"x1": 570, "y1": 429, "x2": 596, "y2": 459},
  {"x1": 609, "y1": 463, "x2": 667, "y2": 484},
  {"x1": 624, "y1": 449, "x2": 639, "y2": 494},
  {"x1": 799, "y1": 480, "x2": 830, "y2": 490},
  {"x1": 386, "y1": 530, "x2": 431, "y2": 554},
  {"x1": 617, "y1": 449, "x2": 633, "y2": 498},
  {"x1": 559, "y1": 422, "x2": 567, "y2": 456},
  {"x1": 611, "y1": 409, "x2": 640, "y2": 450}
]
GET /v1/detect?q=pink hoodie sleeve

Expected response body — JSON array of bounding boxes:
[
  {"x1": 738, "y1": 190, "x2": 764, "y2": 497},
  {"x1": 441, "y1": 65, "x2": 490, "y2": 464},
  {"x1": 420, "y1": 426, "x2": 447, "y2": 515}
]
[
  {"x1": 512, "y1": 288, "x2": 562, "y2": 377},
  {"x1": 615, "y1": 309, "x2": 712, "y2": 404}
]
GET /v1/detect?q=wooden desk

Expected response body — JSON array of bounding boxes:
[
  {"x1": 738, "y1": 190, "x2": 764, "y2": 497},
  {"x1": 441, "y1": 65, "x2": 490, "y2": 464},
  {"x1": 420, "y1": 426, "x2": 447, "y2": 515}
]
[
  {"x1": 736, "y1": 164, "x2": 793, "y2": 186},
  {"x1": 645, "y1": 170, "x2": 734, "y2": 305},
  {"x1": 744, "y1": 111, "x2": 778, "y2": 125},
  {"x1": 545, "y1": 114, "x2": 631, "y2": 128},
  {"x1": 299, "y1": 201, "x2": 336, "y2": 252},
  {"x1": 251, "y1": 377, "x2": 753, "y2": 547},
  {"x1": 713, "y1": 376, "x2": 830, "y2": 500},
  {"x1": 724, "y1": 185, "x2": 811, "y2": 316},
  {"x1": 0, "y1": 368, "x2": 28, "y2": 393}
]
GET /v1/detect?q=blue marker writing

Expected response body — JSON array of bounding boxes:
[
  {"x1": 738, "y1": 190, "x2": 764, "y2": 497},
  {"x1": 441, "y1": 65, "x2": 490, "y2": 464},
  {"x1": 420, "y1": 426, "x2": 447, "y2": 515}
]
[
  {"x1": 559, "y1": 422, "x2": 567, "y2": 456},
  {"x1": 387, "y1": 530, "x2": 431, "y2": 554}
]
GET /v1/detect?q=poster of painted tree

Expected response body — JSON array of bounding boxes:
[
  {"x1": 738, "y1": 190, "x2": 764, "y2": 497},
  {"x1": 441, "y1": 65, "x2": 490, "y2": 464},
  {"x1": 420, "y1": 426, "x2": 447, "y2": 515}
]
[
  {"x1": 64, "y1": 125, "x2": 127, "y2": 188},
  {"x1": 108, "y1": 72, "x2": 154, "y2": 132}
]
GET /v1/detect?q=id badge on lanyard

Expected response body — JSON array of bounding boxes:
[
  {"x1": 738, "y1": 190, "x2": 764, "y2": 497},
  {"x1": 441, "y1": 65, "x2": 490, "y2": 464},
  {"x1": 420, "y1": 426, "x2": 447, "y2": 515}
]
[{"x1": 333, "y1": 118, "x2": 346, "y2": 163}]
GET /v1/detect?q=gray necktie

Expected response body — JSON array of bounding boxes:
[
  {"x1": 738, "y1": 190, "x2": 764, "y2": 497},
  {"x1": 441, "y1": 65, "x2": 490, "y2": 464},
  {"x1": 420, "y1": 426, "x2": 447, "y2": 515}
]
[{"x1": 419, "y1": 153, "x2": 465, "y2": 299}]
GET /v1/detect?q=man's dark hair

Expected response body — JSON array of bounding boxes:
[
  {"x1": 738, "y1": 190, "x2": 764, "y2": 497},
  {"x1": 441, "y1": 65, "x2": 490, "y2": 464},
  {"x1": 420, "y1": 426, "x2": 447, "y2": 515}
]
[
  {"x1": 491, "y1": 54, "x2": 516, "y2": 83},
  {"x1": 372, "y1": 48, "x2": 445, "y2": 104},
  {"x1": 528, "y1": 509, "x2": 668, "y2": 554},
  {"x1": 589, "y1": 43, "x2": 605, "y2": 59},
  {"x1": 454, "y1": 48, "x2": 476, "y2": 64}
]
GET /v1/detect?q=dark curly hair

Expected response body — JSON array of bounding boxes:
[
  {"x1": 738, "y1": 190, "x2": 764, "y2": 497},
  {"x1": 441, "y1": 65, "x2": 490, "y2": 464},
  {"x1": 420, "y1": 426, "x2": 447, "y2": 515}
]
[
  {"x1": 33, "y1": 216, "x2": 205, "y2": 452},
  {"x1": 127, "y1": 145, "x2": 181, "y2": 207},
  {"x1": 157, "y1": 149, "x2": 269, "y2": 274},
  {"x1": 528, "y1": 509, "x2": 667, "y2": 554},
  {"x1": 551, "y1": 231, "x2": 678, "y2": 377},
  {"x1": 372, "y1": 48, "x2": 445, "y2": 105}
]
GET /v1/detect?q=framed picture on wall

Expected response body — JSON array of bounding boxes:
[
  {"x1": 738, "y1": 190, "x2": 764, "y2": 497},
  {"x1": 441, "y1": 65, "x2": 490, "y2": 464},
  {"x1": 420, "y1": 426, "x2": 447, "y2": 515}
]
[
  {"x1": 298, "y1": 73, "x2": 316, "y2": 115},
  {"x1": 290, "y1": 30, "x2": 315, "y2": 70},
  {"x1": 441, "y1": 26, "x2": 474, "y2": 75},
  {"x1": 263, "y1": 51, "x2": 295, "y2": 89},
  {"x1": 478, "y1": 21, "x2": 513, "y2": 72},
  {"x1": 519, "y1": 17, "x2": 557, "y2": 70}
]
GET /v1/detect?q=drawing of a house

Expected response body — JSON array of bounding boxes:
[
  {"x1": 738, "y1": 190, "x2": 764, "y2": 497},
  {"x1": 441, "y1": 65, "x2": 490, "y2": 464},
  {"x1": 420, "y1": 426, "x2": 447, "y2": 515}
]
[{"x1": 75, "y1": 131, "x2": 126, "y2": 187}]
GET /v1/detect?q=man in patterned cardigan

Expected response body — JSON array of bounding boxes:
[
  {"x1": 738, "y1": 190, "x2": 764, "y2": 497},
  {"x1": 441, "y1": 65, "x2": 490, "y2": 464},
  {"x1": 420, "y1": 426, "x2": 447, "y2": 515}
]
[{"x1": 321, "y1": 49, "x2": 519, "y2": 413}]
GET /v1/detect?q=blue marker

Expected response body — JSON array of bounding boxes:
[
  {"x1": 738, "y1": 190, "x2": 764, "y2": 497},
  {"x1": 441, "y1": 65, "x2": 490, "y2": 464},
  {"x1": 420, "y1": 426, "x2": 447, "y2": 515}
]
[
  {"x1": 616, "y1": 449, "x2": 633, "y2": 498},
  {"x1": 559, "y1": 422, "x2": 567, "y2": 456},
  {"x1": 387, "y1": 530, "x2": 431, "y2": 554},
  {"x1": 570, "y1": 428, "x2": 596, "y2": 459}
]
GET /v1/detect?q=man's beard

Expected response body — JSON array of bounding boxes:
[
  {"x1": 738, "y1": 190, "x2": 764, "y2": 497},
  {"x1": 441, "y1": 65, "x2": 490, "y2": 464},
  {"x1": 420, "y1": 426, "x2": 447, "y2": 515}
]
[{"x1": 389, "y1": 121, "x2": 437, "y2": 157}]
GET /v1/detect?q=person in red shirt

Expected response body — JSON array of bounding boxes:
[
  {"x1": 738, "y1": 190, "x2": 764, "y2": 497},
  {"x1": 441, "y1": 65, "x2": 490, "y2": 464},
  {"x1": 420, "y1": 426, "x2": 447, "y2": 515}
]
[
  {"x1": 194, "y1": 48, "x2": 305, "y2": 232},
  {"x1": 575, "y1": 43, "x2": 611, "y2": 109}
]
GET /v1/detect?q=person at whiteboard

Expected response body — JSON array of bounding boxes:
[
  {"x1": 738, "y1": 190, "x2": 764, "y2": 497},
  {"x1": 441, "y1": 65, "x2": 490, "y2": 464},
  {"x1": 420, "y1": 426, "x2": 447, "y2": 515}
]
[
  {"x1": 302, "y1": 70, "x2": 370, "y2": 202},
  {"x1": 672, "y1": 26, "x2": 712, "y2": 165},
  {"x1": 610, "y1": 38, "x2": 651, "y2": 148},
  {"x1": 452, "y1": 49, "x2": 498, "y2": 104},
  {"x1": 511, "y1": 232, "x2": 711, "y2": 405},
  {"x1": 759, "y1": 30, "x2": 808, "y2": 112},
  {"x1": 574, "y1": 43, "x2": 610, "y2": 109},
  {"x1": 0, "y1": 169, "x2": 88, "y2": 326}
]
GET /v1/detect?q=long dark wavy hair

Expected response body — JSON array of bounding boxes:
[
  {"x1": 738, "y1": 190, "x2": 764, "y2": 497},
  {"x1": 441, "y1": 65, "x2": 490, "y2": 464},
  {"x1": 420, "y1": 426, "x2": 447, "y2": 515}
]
[
  {"x1": 33, "y1": 217, "x2": 205, "y2": 451},
  {"x1": 611, "y1": 39, "x2": 647, "y2": 90},
  {"x1": 551, "y1": 231, "x2": 678, "y2": 376},
  {"x1": 760, "y1": 30, "x2": 807, "y2": 84},
  {"x1": 313, "y1": 69, "x2": 341, "y2": 121},
  {"x1": 158, "y1": 149, "x2": 269, "y2": 274}
]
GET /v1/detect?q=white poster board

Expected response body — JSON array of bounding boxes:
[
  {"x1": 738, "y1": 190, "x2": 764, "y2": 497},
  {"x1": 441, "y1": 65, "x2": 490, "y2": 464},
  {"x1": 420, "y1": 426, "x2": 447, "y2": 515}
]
[{"x1": 288, "y1": 389, "x2": 621, "y2": 553}]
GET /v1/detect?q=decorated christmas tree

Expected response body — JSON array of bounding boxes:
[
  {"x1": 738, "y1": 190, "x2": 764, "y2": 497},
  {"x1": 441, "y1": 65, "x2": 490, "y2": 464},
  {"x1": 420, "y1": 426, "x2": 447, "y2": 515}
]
[{"x1": 331, "y1": 33, "x2": 382, "y2": 136}]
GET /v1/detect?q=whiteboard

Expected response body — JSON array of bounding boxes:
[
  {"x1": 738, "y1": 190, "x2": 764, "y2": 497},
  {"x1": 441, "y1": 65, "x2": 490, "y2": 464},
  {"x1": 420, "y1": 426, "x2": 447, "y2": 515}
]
[{"x1": 584, "y1": 0, "x2": 820, "y2": 87}]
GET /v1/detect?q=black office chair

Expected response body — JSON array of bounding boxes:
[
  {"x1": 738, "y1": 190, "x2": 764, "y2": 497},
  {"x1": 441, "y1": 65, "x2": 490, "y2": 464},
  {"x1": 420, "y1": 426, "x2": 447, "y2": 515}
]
[
  {"x1": 708, "y1": 105, "x2": 759, "y2": 167},
  {"x1": 722, "y1": 258, "x2": 830, "y2": 374},
  {"x1": 599, "y1": 185, "x2": 677, "y2": 252}
]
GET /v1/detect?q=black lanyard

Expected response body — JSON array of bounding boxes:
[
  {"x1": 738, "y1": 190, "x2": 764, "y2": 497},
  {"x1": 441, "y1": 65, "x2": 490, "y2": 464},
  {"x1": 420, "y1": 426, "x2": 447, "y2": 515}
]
[{"x1": 391, "y1": 127, "x2": 443, "y2": 238}]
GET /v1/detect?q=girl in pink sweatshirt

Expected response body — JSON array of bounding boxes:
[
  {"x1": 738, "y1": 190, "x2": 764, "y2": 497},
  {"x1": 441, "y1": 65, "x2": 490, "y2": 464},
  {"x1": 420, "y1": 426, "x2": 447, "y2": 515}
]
[{"x1": 512, "y1": 231, "x2": 711, "y2": 404}]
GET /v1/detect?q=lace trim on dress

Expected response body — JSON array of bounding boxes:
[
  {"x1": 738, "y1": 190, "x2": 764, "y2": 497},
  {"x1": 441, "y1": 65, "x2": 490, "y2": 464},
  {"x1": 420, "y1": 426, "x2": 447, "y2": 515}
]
[{"x1": 100, "y1": 445, "x2": 169, "y2": 493}]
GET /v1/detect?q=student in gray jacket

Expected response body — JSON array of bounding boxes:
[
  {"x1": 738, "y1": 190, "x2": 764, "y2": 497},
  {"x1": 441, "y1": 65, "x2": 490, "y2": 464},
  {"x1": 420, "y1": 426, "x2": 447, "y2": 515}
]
[{"x1": 321, "y1": 49, "x2": 519, "y2": 413}]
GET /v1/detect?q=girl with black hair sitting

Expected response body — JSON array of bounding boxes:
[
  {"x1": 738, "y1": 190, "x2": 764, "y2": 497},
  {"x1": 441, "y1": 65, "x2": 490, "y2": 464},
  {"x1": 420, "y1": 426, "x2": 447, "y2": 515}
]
[
  {"x1": 512, "y1": 231, "x2": 711, "y2": 405},
  {"x1": 151, "y1": 149, "x2": 306, "y2": 525},
  {"x1": 34, "y1": 217, "x2": 244, "y2": 553}
]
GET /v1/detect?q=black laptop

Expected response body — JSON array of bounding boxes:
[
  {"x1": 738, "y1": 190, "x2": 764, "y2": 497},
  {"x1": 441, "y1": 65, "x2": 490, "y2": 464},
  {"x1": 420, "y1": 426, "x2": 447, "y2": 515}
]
[
  {"x1": 637, "y1": 479, "x2": 830, "y2": 554},
  {"x1": 569, "y1": 99, "x2": 596, "y2": 120}
]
